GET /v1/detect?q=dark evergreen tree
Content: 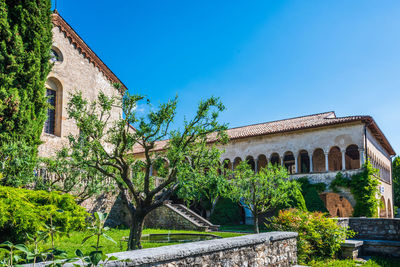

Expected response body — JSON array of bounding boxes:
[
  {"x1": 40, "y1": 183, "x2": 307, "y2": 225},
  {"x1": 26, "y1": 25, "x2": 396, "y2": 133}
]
[
  {"x1": 0, "y1": 0, "x2": 52, "y2": 148},
  {"x1": 0, "y1": 0, "x2": 52, "y2": 184}
]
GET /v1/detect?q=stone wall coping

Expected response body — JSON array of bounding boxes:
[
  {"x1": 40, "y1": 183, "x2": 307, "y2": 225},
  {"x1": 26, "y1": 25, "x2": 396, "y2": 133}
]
[
  {"x1": 335, "y1": 217, "x2": 400, "y2": 220},
  {"x1": 107, "y1": 232, "x2": 298, "y2": 265},
  {"x1": 362, "y1": 240, "x2": 400, "y2": 246},
  {"x1": 341, "y1": 240, "x2": 363, "y2": 248}
]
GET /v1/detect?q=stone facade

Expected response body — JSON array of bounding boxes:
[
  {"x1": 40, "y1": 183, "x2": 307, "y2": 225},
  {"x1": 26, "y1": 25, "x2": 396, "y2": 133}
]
[
  {"x1": 336, "y1": 218, "x2": 400, "y2": 241},
  {"x1": 39, "y1": 14, "x2": 123, "y2": 157},
  {"x1": 336, "y1": 218, "x2": 400, "y2": 258},
  {"x1": 106, "y1": 232, "x2": 298, "y2": 267},
  {"x1": 218, "y1": 120, "x2": 394, "y2": 220}
]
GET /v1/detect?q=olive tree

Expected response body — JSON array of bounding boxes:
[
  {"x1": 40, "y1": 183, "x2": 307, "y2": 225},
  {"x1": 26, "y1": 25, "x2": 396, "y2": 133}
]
[
  {"x1": 225, "y1": 162, "x2": 296, "y2": 233},
  {"x1": 64, "y1": 89, "x2": 227, "y2": 250}
]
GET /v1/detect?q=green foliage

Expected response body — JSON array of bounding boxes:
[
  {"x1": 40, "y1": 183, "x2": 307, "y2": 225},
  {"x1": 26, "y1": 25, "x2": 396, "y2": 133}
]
[
  {"x1": 0, "y1": 186, "x2": 88, "y2": 243},
  {"x1": 39, "y1": 149, "x2": 114, "y2": 204},
  {"x1": 0, "y1": 241, "x2": 30, "y2": 267},
  {"x1": 74, "y1": 212, "x2": 118, "y2": 267},
  {"x1": 64, "y1": 90, "x2": 227, "y2": 250},
  {"x1": 0, "y1": 142, "x2": 37, "y2": 187},
  {"x1": 330, "y1": 172, "x2": 350, "y2": 193},
  {"x1": 297, "y1": 178, "x2": 328, "y2": 213},
  {"x1": 210, "y1": 197, "x2": 242, "y2": 225},
  {"x1": 330, "y1": 162, "x2": 380, "y2": 217},
  {"x1": 278, "y1": 180, "x2": 307, "y2": 211},
  {"x1": 0, "y1": 0, "x2": 53, "y2": 176},
  {"x1": 393, "y1": 156, "x2": 400, "y2": 207},
  {"x1": 225, "y1": 162, "x2": 295, "y2": 233},
  {"x1": 269, "y1": 208, "x2": 354, "y2": 264}
]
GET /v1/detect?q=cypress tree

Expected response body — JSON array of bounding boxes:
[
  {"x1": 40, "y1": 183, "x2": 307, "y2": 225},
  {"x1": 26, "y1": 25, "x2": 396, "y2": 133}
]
[{"x1": 0, "y1": 0, "x2": 52, "y2": 185}]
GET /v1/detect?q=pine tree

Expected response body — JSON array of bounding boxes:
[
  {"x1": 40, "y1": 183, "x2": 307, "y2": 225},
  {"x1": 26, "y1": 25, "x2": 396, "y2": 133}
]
[{"x1": 0, "y1": 0, "x2": 52, "y2": 184}]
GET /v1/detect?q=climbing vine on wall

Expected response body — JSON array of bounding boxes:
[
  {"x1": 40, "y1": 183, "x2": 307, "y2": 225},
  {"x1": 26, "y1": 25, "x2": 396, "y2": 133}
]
[{"x1": 330, "y1": 161, "x2": 380, "y2": 217}]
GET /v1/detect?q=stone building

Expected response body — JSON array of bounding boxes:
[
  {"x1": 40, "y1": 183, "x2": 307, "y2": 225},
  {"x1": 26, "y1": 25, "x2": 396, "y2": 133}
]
[
  {"x1": 133, "y1": 111, "x2": 396, "y2": 221},
  {"x1": 38, "y1": 11, "x2": 125, "y2": 158},
  {"x1": 216, "y1": 111, "x2": 396, "y2": 221},
  {"x1": 40, "y1": 12, "x2": 396, "y2": 222}
]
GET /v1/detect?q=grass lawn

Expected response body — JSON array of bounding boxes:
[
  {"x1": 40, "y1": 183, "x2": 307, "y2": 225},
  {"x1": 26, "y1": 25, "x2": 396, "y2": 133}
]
[
  {"x1": 308, "y1": 257, "x2": 400, "y2": 267},
  {"x1": 218, "y1": 224, "x2": 269, "y2": 233},
  {"x1": 39, "y1": 228, "x2": 244, "y2": 258}
]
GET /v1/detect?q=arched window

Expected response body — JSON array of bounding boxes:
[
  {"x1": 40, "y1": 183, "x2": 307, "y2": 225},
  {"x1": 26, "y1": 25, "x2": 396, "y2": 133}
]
[
  {"x1": 223, "y1": 159, "x2": 232, "y2": 178},
  {"x1": 298, "y1": 150, "x2": 310, "y2": 173},
  {"x1": 44, "y1": 78, "x2": 62, "y2": 136},
  {"x1": 270, "y1": 153, "x2": 280, "y2": 166},
  {"x1": 388, "y1": 199, "x2": 392, "y2": 218},
  {"x1": 246, "y1": 156, "x2": 255, "y2": 172},
  {"x1": 313, "y1": 148, "x2": 325, "y2": 172},
  {"x1": 379, "y1": 196, "x2": 387, "y2": 218},
  {"x1": 345, "y1": 145, "x2": 360, "y2": 170},
  {"x1": 257, "y1": 154, "x2": 267, "y2": 173},
  {"x1": 283, "y1": 151, "x2": 295, "y2": 174},
  {"x1": 328, "y1": 146, "x2": 342, "y2": 171},
  {"x1": 233, "y1": 157, "x2": 242, "y2": 170}
]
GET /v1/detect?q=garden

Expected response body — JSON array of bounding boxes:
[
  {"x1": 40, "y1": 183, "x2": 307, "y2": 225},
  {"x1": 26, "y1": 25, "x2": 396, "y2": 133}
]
[{"x1": 1, "y1": 1, "x2": 400, "y2": 266}]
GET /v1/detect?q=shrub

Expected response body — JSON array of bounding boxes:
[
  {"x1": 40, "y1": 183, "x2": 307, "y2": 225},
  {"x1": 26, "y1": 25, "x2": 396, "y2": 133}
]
[
  {"x1": 297, "y1": 177, "x2": 328, "y2": 213},
  {"x1": 269, "y1": 208, "x2": 353, "y2": 264},
  {"x1": 210, "y1": 197, "x2": 242, "y2": 225},
  {"x1": 0, "y1": 186, "x2": 89, "y2": 243}
]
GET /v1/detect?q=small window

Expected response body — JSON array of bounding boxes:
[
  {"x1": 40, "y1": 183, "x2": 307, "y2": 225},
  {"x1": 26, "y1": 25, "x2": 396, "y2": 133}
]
[
  {"x1": 44, "y1": 89, "x2": 56, "y2": 134},
  {"x1": 50, "y1": 47, "x2": 63, "y2": 63}
]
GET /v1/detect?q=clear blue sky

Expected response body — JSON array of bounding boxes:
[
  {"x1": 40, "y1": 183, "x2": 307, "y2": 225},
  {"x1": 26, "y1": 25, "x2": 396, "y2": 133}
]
[{"x1": 54, "y1": 0, "x2": 400, "y2": 154}]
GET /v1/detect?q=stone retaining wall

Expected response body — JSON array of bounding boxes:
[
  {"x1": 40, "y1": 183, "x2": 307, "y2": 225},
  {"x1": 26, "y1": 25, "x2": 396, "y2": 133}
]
[
  {"x1": 144, "y1": 205, "x2": 206, "y2": 231},
  {"x1": 336, "y1": 218, "x2": 400, "y2": 241},
  {"x1": 106, "y1": 232, "x2": 298, "y2": 267}
]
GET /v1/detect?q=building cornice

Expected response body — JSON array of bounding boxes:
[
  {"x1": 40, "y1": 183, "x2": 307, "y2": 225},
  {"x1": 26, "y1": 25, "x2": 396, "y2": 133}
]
[{"x1": 52, "y1": 11, "x2": 126, "y2": 93}]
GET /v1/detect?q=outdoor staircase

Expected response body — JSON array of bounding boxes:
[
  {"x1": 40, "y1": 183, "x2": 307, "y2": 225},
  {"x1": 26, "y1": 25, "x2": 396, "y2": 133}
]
[{"x1": 166, "y1": 203, "x2": 219, "y2": 232}]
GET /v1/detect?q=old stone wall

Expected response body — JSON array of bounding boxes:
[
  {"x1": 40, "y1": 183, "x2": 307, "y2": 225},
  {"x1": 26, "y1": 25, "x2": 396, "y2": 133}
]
[
  {"x1": 106, "y1": 232, "x2": 298, "y2": 267},
  {"x1": 335, "y1": 218, "x2": 400, "y2": 241},
  {"x1": 39, "y1": 25, "x2": 122, "y2": 157}
]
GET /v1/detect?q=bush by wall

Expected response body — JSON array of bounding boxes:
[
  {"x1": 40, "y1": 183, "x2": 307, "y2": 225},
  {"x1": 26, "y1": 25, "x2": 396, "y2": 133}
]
[
  {"x1": 330, "y1": 162, "x2": 380, "y2": 217},
  {"x1": 0, "y1": 186, "x2": 89, "y2": 242},
  {"x1": 210, "y1": 197, "x2": 242, "y2": 225},
  {"x1": 269, "y1": 208, "x2": 353, "y2": 264},
  {"x1": 297, "y1": 178, "x2": 328, "y2": 213}
]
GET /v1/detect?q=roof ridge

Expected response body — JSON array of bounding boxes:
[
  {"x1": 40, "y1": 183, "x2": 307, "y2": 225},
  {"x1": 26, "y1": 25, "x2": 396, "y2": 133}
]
[{"x1": 226, "y1": 111, "x2": 335, "y2": 131}]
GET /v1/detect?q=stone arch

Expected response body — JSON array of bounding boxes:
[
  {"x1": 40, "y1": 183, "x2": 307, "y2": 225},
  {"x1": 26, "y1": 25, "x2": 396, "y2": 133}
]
[
  {"x1": 246, "y1": 156, "x2": 256, "y2": 172},
  {"x1": 44, "y1": 77, "x2": 63, "y2": 136},
  {"x1": 270, "y1": 153, "x2": 280, "y2": 166},
  {"x1": 328, "y1": 146, "x2": 342, "y2": 171},
  {"x1": 345, "y1": 145, "x2": 360, "y2": 170},
  {"x1": 298, "y1": 150, "x2": 310, "y2": 173},
  {"x1": 388, "y1": 199, "x2": 392, "y2": 218},
  {"x1": 319, "y1": 192, "x2": 353, "y2": 217},
  {"x1": 233, "y1": 157, "x2": 242, "y2": 170},
  {"x1": 379, "y1": 196, "x2": 387, "y2": 218},
  {"x1": 313, "y1": 148, "x2": 325, "y2": 172},
  {"x1": 257, "y1": 154, "x2": 267, "y2": 173},
  {"x1": 283, "y1": 151, "x2": 295, "y2": 174}
]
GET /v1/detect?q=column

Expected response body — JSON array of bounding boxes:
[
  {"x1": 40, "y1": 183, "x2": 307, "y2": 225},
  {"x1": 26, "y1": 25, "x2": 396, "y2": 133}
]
[
  {"x1": 294, "y1": 155, "x2": 298, "y2": 174},
  {"x1": 280, "y1": 156, "x2": 283, "y2": 166},
  {"x1": 254, "y1": 158, "x2": 258, "y2": 173},
  {"x1": 324, "y1": 152, "x2": 329, "y2": 172},
  {"x1": 309, "y1": 152, "x2": 313, "y2": 173},
  {"x1": 341, "y1": 150, "x2": 346, "y2": 170},
  {"x1": 359, "y1": 149, "x2": 365, "y2": 167}
]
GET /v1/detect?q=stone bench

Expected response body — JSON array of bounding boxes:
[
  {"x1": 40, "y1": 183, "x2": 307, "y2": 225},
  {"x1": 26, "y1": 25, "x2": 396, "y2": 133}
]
[{"x1": 340, "y1": 240, "x2": 363, "y2": 259}]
